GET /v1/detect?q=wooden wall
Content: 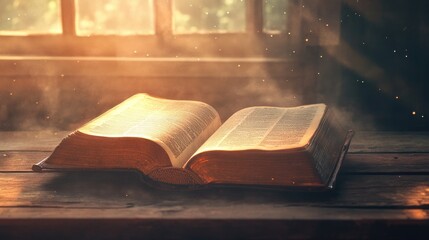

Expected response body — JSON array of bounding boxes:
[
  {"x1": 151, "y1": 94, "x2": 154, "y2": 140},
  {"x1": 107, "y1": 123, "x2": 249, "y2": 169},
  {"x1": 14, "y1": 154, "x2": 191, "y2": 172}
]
[{"x1": 0, "y1": 58, "x2": 306, "y2": 130}]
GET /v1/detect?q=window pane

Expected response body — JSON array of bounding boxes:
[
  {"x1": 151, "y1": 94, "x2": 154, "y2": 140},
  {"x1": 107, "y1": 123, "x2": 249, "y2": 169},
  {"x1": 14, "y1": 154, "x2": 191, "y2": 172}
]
[
  {"x1": 173, "y1": 0, "x2": 245, "y2": 34},
  {"x1": 263, "y1": 0, "x2": 288, "y2": 33},
  {"x1": 0, "y1": 0, "x2": 61, "y2": 35},
  {"x1": 76, "y1": 0, "x2": 154, "y2": 36}
]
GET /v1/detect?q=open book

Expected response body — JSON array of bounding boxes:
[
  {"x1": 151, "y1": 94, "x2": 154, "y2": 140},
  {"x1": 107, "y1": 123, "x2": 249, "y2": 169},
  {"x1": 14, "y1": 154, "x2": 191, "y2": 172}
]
[{"x1": 33, "y1": 94, "x2": 353, "y2": 190}]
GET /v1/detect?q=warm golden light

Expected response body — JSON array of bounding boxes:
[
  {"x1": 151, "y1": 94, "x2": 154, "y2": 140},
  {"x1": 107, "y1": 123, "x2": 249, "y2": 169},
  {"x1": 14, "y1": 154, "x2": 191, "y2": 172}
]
[
  {"x1": 75, "y1": 0, "x2": 155, "y2": 36},
  {"x1": 173, "y1": 0, "x2": 245, "y2": 33},
  {"x1": 0, "y1": 0, "x2": 61, "y2": 35}
]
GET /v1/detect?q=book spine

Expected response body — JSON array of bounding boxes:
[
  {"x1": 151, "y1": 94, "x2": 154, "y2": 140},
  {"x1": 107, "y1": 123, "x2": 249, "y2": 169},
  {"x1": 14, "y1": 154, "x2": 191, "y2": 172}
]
[{"x1": 147, "y1": 167, "x2": 205, "y2": 186}]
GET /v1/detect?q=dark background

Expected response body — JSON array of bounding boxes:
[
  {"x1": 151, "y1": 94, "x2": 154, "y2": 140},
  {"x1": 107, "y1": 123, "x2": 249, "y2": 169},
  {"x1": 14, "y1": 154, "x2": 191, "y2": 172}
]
[{"x1": 319, "y1": 0, "x2": 429, "y2": 130}]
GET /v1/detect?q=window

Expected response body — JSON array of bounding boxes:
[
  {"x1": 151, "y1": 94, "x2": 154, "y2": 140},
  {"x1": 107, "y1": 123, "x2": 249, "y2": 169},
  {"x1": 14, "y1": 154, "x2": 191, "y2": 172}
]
[
  {"x1": 173, "y1": 0, "x2": 246, "y2": 33},
  {"x1": 263, "y1": 0, "x2": 289, "y2": 33},
  {"x1": 0, "y1": 0, "x2": 305, "y2": 57},
  {"x1": 0, "y1": 0, "x2": 61, "y2": 35},
  {"x1": 75, "y1": 0, "x2": 155, "y2": 36}
]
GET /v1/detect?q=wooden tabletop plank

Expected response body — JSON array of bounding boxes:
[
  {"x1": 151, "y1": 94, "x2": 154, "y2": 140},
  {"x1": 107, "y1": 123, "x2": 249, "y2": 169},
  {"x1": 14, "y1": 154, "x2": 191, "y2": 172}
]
[
  {"x1": 0, "y1": 131, "x2": 68, "y2": 151},
  {"x1": 0, "y1": 152, "x2": 50, "y2": 172},
  {"x1": 3, "y1": 151, "x2": 429, "y2": 174},
  {"x1": 0, "y1": 172, "x2": 427, "y2": 209},
  {"x1": 1, "y1": 131, "x2": 429, "y2": 238},
  {"x1": 343, "y1": 153, "x2": 429, "y2": 173},
  {"x1": 350, "y1": 131, "x2": 429, "y2": 153},
  {"x1": 0, "y1": 217, "x2": 427, "y2": 240},
  {"x1": 0, "y1": 206, "x2": 427, "y2": 220}
]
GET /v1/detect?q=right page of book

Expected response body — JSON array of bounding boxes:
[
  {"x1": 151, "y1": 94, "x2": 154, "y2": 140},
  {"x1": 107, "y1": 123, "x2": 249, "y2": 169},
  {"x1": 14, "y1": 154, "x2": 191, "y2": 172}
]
[{"x1": 192, "y1": 104, "x2": 326, "y2": 155}]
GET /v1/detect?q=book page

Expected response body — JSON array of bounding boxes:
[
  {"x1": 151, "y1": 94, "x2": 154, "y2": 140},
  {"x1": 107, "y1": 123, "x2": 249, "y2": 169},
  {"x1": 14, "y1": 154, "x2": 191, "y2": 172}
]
[
  {"x1": 192, "y1": 104, "x2": 326, "y2": 154},
  {"x1": 79, "y1": 94, "x2": 222, "y2": 167}
]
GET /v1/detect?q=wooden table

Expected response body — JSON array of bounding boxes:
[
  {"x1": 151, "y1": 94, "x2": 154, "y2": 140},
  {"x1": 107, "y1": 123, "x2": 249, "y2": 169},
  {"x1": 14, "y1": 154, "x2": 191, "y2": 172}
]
[{"x1": 1, "y1": 131, "x2": 428, "y2": 239}]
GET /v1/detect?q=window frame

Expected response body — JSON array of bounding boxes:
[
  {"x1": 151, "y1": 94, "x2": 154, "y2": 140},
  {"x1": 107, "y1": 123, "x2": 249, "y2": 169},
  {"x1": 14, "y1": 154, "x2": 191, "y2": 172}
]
[{"x1": 0, "y1": 0, "x2": 304, "y2": 58}]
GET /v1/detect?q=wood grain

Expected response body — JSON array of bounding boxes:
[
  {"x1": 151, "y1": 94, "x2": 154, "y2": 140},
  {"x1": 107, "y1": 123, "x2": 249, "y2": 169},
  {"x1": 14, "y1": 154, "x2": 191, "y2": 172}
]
[
  {"x1": 0, "y1": 152, "x2": 50, "y2": 172},
  {"x1": 0, "y1": 131, "x2": 429, "y2": 238},
  {"x1": 0, "y1": 172, "x2": 427, "y2": 209},
  {"x1": 0, "y1": 205, "x2": 427, "y2": 220},
  {"x1": 0, "y1": 218, "x2": 427, "y2": 240},
  {"x1": 344, "y1": 153, "x2": 429, "y2": 173},
  {"x1": 349, "y1": 131, "x2": 429, "y2": 153},
  {"x1": 0, "y1": 171, "x2": 428, "y2": 239},
  {"x1": 0, "y1": 131, "x2": 68, "y2": 151}
]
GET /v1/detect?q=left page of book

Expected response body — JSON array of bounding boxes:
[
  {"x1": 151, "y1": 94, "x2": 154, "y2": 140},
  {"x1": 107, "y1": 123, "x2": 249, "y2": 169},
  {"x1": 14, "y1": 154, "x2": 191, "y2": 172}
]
[{"x1": 79, "y1": 94, "x2": 222, "y2": 167}]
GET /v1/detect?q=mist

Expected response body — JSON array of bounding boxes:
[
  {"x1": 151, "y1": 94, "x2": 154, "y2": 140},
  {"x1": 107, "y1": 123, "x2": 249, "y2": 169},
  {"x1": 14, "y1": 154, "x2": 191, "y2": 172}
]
[{"x1": 1, "y1": 0, "x2": 428, "y2": 131}]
